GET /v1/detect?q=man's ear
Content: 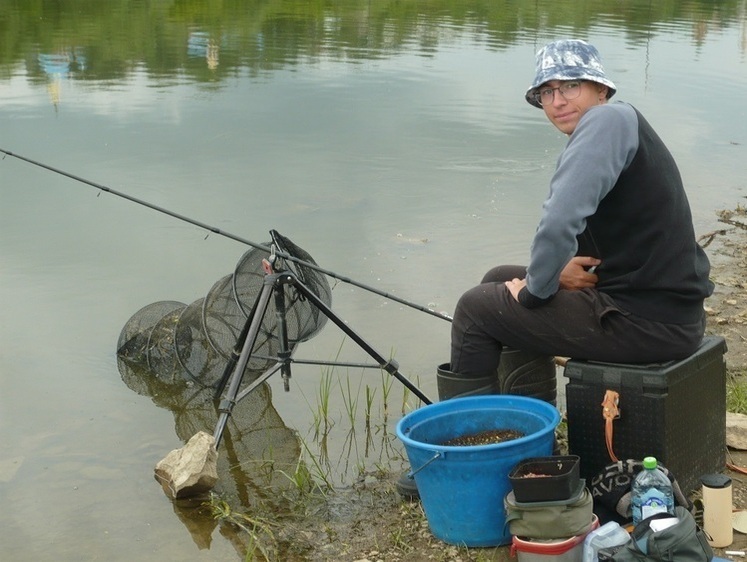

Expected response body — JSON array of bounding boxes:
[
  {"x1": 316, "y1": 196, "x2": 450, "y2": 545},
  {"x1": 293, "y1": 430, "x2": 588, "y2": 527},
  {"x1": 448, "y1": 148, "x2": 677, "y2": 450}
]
[{"x1": 597, "y1": 84, "x2": 609, "y2": 101}]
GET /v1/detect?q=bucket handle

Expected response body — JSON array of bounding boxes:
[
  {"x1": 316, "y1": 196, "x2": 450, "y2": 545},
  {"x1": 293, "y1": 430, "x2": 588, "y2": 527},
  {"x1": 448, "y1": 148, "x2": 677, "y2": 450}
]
[{"x1": 408, "y1": 451, "x2": 443, "y2": 477}]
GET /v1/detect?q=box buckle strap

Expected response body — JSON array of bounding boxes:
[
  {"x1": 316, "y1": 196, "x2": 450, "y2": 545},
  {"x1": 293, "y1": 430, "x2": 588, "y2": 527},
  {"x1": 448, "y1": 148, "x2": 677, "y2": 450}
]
[{"x1": 602, "y1": 390, "x2": 621, "y2": 462}]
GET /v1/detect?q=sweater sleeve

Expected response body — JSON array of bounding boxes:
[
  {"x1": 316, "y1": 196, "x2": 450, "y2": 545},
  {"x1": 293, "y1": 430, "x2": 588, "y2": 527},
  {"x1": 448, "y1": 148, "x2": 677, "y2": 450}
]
[{"x1": 522, "y1": 103, "x2": 639, "y2": 306}]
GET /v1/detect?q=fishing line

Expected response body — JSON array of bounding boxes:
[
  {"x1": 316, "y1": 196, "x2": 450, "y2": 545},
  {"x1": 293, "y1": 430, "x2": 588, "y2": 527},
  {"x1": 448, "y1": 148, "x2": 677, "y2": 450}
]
[{"x1": 1, "y1": 147, "x2": 452, "y2": 322}]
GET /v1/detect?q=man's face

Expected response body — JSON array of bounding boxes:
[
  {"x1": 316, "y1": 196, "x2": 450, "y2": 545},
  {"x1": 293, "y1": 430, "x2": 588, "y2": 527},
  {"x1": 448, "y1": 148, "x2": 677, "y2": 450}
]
[{"x1": 537, "y1": 80, "x2": 609, "y2": 135}]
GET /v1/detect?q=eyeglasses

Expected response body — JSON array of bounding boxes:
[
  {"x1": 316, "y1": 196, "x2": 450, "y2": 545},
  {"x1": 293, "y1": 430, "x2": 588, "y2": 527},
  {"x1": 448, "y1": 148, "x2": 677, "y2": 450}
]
[{"x1": 534, "y1": 81, "x2": 583, "y2": 106}]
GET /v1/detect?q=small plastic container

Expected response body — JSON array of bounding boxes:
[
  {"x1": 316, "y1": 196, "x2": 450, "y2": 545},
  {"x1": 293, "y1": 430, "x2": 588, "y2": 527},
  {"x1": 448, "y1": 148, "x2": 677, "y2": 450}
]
[
  {"x1": 511, "y1": 515, "x2": 599, "y2": 562},
  {"x1": 509, "y1": 455, "x2": 581, "y2": 502},
  {"x1": 700, "y1": 473, "x2": 733, "y2": 548},
  {"x1": 582, "y1": 521, "x2": 630, "y2": 562}
]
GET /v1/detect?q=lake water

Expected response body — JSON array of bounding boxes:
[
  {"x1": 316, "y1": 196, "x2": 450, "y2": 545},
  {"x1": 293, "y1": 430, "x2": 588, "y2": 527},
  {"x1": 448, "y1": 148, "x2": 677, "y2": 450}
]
[{"x1": 1, "y1": 1, "x2": 746, "y2": 560}]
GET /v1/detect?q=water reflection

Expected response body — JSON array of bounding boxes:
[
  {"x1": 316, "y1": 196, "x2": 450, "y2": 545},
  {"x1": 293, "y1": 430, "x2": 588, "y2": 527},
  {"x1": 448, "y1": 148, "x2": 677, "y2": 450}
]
[
  {"x1": 187, "y1": 31, "x2": 221, "y2": 70},
  {"x1": 2, "y1": 0, "x2": 745, "y2": 96},
  {"x1": 118, "y1": 355, "x2": 300, "y2": 553}
]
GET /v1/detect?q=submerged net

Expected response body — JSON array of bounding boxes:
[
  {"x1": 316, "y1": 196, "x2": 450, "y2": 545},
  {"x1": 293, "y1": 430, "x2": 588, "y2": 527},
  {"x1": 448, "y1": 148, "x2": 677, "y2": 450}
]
[{"x1": 116, "y1": 231, "x2": 332, "y2": 389}]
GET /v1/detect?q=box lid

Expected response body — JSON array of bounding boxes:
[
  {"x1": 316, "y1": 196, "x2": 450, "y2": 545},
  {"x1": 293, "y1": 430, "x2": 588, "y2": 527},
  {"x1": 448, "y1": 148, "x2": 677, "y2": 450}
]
[{"x1": 563, "y1": 335, "x2": 726, "y2": 390}]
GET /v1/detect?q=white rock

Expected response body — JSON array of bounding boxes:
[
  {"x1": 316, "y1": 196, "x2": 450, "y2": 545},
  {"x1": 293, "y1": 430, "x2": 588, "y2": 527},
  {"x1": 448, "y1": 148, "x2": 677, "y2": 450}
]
[
  {"x1": 726, "y1": 412, "x2": 747, "y2": 451},
  {"x1": 154, "y1": 431, "x2": 218, "y2": 499}
]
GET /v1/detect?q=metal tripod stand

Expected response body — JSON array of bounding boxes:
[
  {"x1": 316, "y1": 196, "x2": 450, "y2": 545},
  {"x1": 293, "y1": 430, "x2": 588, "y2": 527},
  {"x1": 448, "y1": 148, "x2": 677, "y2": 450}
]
[{"x1": 211, "y1": 254, "x2": 433, "y2": 447}]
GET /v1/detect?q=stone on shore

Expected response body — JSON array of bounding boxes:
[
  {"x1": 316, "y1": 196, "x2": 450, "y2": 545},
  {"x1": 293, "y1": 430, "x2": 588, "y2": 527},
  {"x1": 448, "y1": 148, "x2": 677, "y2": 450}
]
[
  {"x1": 154, "y1": 431, "x2": 218, "y2": 499},
  {"x1": 727, "y1": 412, "x2": 747, "y2": 451}
]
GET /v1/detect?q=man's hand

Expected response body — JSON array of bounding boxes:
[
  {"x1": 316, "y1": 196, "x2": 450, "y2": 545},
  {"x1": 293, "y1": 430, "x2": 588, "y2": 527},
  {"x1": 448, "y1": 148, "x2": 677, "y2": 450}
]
[
  {"x1": 560, "y1": 256, "x2": 601, "y2": 290},
  {"x1": 505, "y1": 278, "x2": 526, "y2": 302}
]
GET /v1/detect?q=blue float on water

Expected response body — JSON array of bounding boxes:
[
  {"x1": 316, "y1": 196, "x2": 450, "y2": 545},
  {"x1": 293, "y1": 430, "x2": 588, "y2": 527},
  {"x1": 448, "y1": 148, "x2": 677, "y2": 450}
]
[{"x1": 396, "y1": 395, "x2": 561, "y2": 546}]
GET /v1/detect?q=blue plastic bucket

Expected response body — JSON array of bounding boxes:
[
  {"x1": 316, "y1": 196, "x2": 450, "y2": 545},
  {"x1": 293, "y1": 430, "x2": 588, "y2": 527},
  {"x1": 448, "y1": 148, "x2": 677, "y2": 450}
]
[{"x1": 396, "y1": 395, "x2": 560, "y2": 546}]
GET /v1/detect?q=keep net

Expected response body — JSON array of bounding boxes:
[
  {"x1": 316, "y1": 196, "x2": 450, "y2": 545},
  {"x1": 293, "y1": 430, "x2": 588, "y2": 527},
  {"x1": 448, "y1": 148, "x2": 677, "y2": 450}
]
[{"x1": 116, "y1": 231, "x2": 332, "y2": 389}]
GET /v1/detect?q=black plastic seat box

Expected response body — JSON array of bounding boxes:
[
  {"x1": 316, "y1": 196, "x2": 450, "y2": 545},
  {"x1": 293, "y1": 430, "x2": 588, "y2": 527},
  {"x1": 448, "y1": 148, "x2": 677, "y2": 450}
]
[{"x1": 563, "y1": 335, "x2": 727, "y2": 494}]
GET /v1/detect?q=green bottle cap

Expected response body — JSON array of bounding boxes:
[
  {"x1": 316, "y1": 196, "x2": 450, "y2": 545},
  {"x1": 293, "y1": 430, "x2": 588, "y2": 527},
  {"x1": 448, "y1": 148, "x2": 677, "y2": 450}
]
[{"x1": 643, "y1": 456, "x2": 658, "y2": 469}]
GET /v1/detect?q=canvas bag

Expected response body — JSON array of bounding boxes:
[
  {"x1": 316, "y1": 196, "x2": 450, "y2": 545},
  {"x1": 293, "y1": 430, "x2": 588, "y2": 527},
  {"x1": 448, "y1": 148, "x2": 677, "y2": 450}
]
[
  {"x1": 504, "y1": 487, "x2": 594, "y2": 539},
  {"x1": 599, "y1": 506, "x2": 713, "y2": 562}
]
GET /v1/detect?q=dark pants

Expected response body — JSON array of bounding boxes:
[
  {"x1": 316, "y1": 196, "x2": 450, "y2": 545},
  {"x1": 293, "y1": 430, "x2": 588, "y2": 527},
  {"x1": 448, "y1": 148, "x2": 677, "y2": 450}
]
[{"x1": 450, "y1": 266, "x2": 706, "y2": 377}]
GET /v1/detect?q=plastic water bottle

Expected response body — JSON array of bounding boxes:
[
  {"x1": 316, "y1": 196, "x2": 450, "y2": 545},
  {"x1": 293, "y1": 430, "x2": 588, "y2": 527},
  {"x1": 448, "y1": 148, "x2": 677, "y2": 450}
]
[{"x1": 631, "y1": 456, "x2": 675, "y2": 525}]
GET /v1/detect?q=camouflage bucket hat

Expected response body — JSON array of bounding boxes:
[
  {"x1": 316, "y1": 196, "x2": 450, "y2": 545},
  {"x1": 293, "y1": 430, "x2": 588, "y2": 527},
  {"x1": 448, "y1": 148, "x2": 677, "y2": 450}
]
[{"x1": 525, "y1": 39, "x2": 617, "y2": 108}]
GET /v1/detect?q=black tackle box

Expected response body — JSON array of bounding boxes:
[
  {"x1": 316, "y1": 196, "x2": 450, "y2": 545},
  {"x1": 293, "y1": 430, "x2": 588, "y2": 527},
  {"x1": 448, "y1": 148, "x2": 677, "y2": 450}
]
[{"x1": 563, "y1": 335, "x2": 727, "y2": 494}]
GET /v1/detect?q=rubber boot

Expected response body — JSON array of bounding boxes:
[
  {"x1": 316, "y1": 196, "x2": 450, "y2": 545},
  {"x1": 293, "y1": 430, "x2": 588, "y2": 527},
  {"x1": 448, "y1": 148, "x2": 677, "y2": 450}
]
[
  {"x1": 496, "y1": 347, "x2": 557, "y2": 406},
  {"x1": 436, "y1": 362, "x2": 499, "y2": 401},
  {"x1": 397, "y1": 363, "x2": 500, "y2": 499},
  {"x1": 497, "y1": 346, "x2": 560, "y2": 454}
]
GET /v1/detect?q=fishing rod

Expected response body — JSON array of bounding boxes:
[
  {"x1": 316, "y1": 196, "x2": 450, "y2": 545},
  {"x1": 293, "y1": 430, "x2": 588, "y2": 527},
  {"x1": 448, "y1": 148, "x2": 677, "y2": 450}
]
[{"x1": 1, "y1": 147, "x2": 452, "y2": 322}]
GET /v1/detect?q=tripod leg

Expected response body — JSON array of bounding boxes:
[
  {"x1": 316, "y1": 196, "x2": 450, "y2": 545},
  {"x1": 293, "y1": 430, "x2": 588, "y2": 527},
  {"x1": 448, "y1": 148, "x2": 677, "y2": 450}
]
[
  {"x1": 213, "y1": 276, "x2": 276, "y2": 447},
  {"x1": 272, "y1": 279, "x2": 293, "y2": 391},
  {"x1": 213, "y1": 293, "x2": 263, "y2": 399},
  {"x1": 285, "y1": 273, "x2": 433, "y2": 405}
]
